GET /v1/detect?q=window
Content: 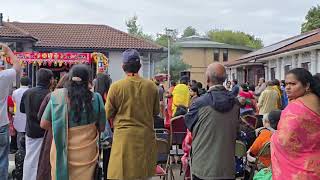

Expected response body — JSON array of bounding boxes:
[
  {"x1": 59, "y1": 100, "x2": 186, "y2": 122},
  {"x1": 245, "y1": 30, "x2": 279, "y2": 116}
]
[
  {"x1": 284, "y1": 65, "x2": 291, "y2": 75},
  {"x1": 223, "y1": 49, "x2": 228, "y2": 62},
  {"x1": 214, "y1": 49, "x2": 220, "y2": 61},
  {"x1": 301, "y1": 62, "x2": 310, "y2": 71},
  {"x1": 271, "y1": 67, "x2": 276, "y2": 80}
]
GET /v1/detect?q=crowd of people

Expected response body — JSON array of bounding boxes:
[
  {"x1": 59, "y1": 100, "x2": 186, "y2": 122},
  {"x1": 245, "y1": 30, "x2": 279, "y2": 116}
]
[
  {"x1": 0, "y1": 42, "x2": 320, "y2": 180},
  {"x1": 178, "y1": 70, "x2": 320, "y2": 179}
]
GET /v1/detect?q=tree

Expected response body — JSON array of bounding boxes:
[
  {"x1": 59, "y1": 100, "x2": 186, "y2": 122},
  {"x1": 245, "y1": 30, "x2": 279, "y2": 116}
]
[
  {"x1": 125, "y1": 19, "x2": 191, "y2": 81},
  {"x1": 207, "y1": 30, "x2": 263, "y2": 49},
  {"x1": 155, "y1": 55, "x2": 191, "y2": 82},
  {"x1": 125, "y1": 15, "x2": 154, "y2": 41},
  {"x1": 182, "y1": 26, "x2": 198, "y2": 37},
  {"x1": 301, "y1": 5, "x2": 320, "y2": 33},
  {"x1": 155, "y1": 32, "x2": 180, "y2": 54},
  {"x1": 155, "y1": 30, "x2": 191, "y2": 82},
  {"x1": 126, "y1": 15, "x2": 141, "y2": 35}
]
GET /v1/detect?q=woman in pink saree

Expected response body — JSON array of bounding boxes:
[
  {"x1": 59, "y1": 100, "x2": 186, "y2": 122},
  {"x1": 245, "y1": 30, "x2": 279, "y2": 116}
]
[{"x1": 271, "y1": 68, "x2": 320, "y2": 180}]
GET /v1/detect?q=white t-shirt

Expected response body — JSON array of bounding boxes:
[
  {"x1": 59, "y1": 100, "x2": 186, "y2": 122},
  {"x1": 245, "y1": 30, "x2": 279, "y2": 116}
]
[
  {"x1": 12, "y1": 86, "x2": 29, "y2": 132},
  {"x1": 0, "y1": 69, "x2": 16, "y2": 127}
]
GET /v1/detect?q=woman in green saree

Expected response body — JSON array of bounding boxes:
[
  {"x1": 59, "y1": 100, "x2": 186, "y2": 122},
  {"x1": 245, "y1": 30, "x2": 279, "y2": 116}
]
[{"x1": 40, "y1": 64, "x2": 107, "y2": 180}]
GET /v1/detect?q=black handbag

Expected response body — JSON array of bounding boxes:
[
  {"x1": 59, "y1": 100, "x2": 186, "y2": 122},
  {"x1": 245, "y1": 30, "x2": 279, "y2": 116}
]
[{"x1": 94, "y1": 93, "x2": 103, "y2": 180}]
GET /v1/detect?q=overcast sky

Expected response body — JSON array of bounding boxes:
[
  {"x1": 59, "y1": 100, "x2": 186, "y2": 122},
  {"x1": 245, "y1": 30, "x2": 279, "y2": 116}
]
[{"x1": 2, "y1": 0, "x2": 319, "y2": 46}]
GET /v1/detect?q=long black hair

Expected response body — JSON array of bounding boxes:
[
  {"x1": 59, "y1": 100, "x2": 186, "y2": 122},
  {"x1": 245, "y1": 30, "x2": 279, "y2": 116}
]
[
  {"x1": 287, "y1": 68, "x2": 320, "y2": 98},
  {"x1": 190, "y1": 85, "x2": 200, "y2": 97},
  {"x1": 66, "y1": 64, "x2": 93, "y2": 123},
  {"x1": 94, "y1": 73, "x2": 112, "y2": 103}
]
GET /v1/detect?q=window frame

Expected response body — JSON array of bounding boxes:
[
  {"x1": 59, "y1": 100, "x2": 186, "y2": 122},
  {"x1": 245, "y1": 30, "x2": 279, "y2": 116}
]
[
  {"x1": 223, "y1": 49, "x2": 228, "y2": 62},
  {"x1": 213, "y1": 49, "x2": 220, "y2": 62}
]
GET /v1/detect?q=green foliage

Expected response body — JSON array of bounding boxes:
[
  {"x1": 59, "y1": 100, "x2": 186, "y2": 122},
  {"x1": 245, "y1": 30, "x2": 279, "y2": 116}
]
[
  {"x1": 125, "y1": 17, "x2": 191, "y2": 81},
  {"x1": 207, "y1": 30, "x2": 263, "y2": 49},
  {"x1": 182, "y1": 26, "x2": 198, "y2": 37},
  {"x1": 155, "y1": 29, "x2": 179, "y2": 47},
  {"x1": 301, "y1": 5, "x2": 320, "y2": 33},
  {"x1": 154, "y1": 29, "x2": 190, "y2": 81},
  {"x1": 155, "y1": 34, "x2": 180, "y2": 54},
  {"x1": 125, "y1": 15, "x2": 141, "y2": 35},
  {"x1": 125, "y1": 15, "x2": 154, "y2": 41},
  {"x1": 155, "y1": 34, "x2": 169, "y2": 47},
  {"x1": 155, "y1": 55, "x2": 191, "y2": 82}
]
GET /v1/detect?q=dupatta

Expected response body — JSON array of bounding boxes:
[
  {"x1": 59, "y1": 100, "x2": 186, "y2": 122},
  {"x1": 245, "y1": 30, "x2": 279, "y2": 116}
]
[
  {"x1": 271, "y1": 100, "x2": 320, "y2": 179},
  {"x1": 50, "y1": 89, "x2": 69, "y2": 180}
]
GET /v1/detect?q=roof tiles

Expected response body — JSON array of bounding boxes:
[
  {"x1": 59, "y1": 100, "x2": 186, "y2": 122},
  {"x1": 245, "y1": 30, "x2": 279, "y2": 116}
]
[{"x1": 0, "y1": 22, "x2": 162, "y2": 50}]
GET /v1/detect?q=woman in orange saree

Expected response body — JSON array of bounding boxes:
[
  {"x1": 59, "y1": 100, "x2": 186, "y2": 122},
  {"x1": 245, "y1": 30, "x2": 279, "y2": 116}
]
[{"x1": 271, "y1": 68, "x2": 320, "y2": 180}]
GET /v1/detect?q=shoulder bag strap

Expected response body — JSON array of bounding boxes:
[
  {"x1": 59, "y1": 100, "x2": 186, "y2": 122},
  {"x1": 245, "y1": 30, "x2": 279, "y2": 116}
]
[{"x1": 95, "y1": 93, "x2": 102, "y2": 162}]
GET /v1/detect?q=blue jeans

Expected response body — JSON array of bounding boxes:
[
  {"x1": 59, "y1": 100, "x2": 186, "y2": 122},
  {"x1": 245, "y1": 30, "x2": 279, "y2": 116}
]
[{"x1": 0, "y1": 124, "x2": 9, "y2": 180}]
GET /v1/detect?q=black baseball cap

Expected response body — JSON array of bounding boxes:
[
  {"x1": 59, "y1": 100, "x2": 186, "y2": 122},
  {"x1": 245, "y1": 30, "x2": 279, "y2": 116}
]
[{"x1": 122, "y1": 49, "x2": 140, "y2": 64}]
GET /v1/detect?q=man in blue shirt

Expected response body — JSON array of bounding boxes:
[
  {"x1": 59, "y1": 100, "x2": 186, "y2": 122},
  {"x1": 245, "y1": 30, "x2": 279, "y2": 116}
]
[{"x1": 231, "y1": 79, "x2": 240, "y2": 97}]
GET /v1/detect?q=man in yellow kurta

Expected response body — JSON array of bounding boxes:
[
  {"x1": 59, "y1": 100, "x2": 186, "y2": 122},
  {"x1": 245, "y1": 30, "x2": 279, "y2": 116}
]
[
  {"x1": 105, "y1": 49, "x2": 160, "y2": 180},
  {"x1": 272, "y1": 79, "x2": 282, "y2": 109},
  {"x1": 172, "y1": 76, "x2": 190, "y2": 116},
  {"x1": 258, "y1": 81, "x2": 280, "y2": 115}
]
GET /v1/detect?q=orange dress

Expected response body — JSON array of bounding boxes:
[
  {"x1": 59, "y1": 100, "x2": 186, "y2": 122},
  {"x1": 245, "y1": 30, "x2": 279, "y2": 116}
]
[{"x1": 249, "y1": 129, "x2": 272, "y2": 167}]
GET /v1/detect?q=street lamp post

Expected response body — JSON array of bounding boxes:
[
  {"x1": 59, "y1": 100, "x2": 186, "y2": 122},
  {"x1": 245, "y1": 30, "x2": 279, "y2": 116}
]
[
  {"x1": 165, "y1": 28, "x2": 174, "y2": 88},
  {"x1": 167, "y1": 33, "x2": 170, "y2": 87}
]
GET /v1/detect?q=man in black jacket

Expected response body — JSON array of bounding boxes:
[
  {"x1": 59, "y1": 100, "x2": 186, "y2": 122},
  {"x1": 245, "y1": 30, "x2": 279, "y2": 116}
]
[
  {"x1": 20, "y1": 68, "x2": 53, "y2": 180},
  {"x1": 185, "y1": 63, "x2": 240, "y2": 180}
]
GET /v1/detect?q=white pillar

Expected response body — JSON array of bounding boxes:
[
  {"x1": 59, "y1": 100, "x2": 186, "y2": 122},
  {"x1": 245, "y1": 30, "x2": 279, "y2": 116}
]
[
  {"x1": 297, "y1": 53, "x2": 302, "y2": 68},
  {"x1": 148, "y1": 52, "x2": 151, "y2": 79},
  {"x1": 318, "y1": 51, "x2": 320, "y2": 73},
  {"x1": 264, "y1": 65, "x2": 268, "y2": 81},
  {"x1": 291, "y1": 55, "x2": 297, "y2": 69},
  {"x1": 226, "y1": 68, "x2": 231, "y2": 80},
  {"x1": 310, "y1": 50, "x2": 317, "y2": 74},
  {"x1": 280, "y1": 58, "x2": 285, "y2": 80},
  {"x1": 152, "y1": 58, "x2": 156, "y2": 77},
  {"x1": 268, "y1": 60, "x2": 271, "y2": 80},
  {"x1": 277, "y1": 58, "x2": 282, "y2": 80}
]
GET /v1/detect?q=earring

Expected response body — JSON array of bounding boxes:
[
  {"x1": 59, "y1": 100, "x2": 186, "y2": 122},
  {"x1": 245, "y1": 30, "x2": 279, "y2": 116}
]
[{"x1": 304, "y1": 89, "x2": 310, "y2": 95}]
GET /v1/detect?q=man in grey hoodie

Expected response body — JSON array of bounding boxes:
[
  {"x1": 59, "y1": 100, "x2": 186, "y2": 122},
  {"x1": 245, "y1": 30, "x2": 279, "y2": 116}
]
[{"x1": 185, "y1": 62, "x2": 240, "y2": 180}]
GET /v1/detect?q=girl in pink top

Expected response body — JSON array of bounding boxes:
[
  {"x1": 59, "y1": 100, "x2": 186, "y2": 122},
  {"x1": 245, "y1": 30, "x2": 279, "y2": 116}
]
[{"x1": 239, "y1": 84, "x2": 255, "y2": 109}]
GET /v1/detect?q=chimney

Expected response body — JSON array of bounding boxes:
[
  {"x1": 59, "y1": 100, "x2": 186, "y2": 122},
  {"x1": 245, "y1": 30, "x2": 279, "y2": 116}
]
[{"x1": 0, "y1": 13, "x2": 3, "y2": 26}]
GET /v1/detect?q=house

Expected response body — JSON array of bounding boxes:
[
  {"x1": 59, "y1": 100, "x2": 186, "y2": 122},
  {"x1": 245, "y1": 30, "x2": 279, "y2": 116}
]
[
  {"x1": 176, "y1": 36, "x2": 253, "y2": 85},
  {"x1": 0, "y1": 14, "x2": 164, "y2": 86},
  {"x1": 227, "y1": 28, "x2": 320, "y2": 85}
]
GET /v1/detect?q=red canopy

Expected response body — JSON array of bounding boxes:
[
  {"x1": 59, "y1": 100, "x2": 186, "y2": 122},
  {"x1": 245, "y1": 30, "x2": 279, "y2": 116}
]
[{"x1": 6, "y1": 52, "x2": 92, "y2": 66}]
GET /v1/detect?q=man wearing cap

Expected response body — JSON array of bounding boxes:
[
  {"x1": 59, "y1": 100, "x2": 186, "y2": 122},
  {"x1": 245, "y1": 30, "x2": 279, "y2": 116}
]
[
  {"x1": 105, "y1": 49, "x2": 160, "y2": 180},
  {"x1": 0, "y1": 43, "x2": 21, "y2": 179},
  {"x1": 172, "y1": 76, "x2": 190, "y2": 116}
]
